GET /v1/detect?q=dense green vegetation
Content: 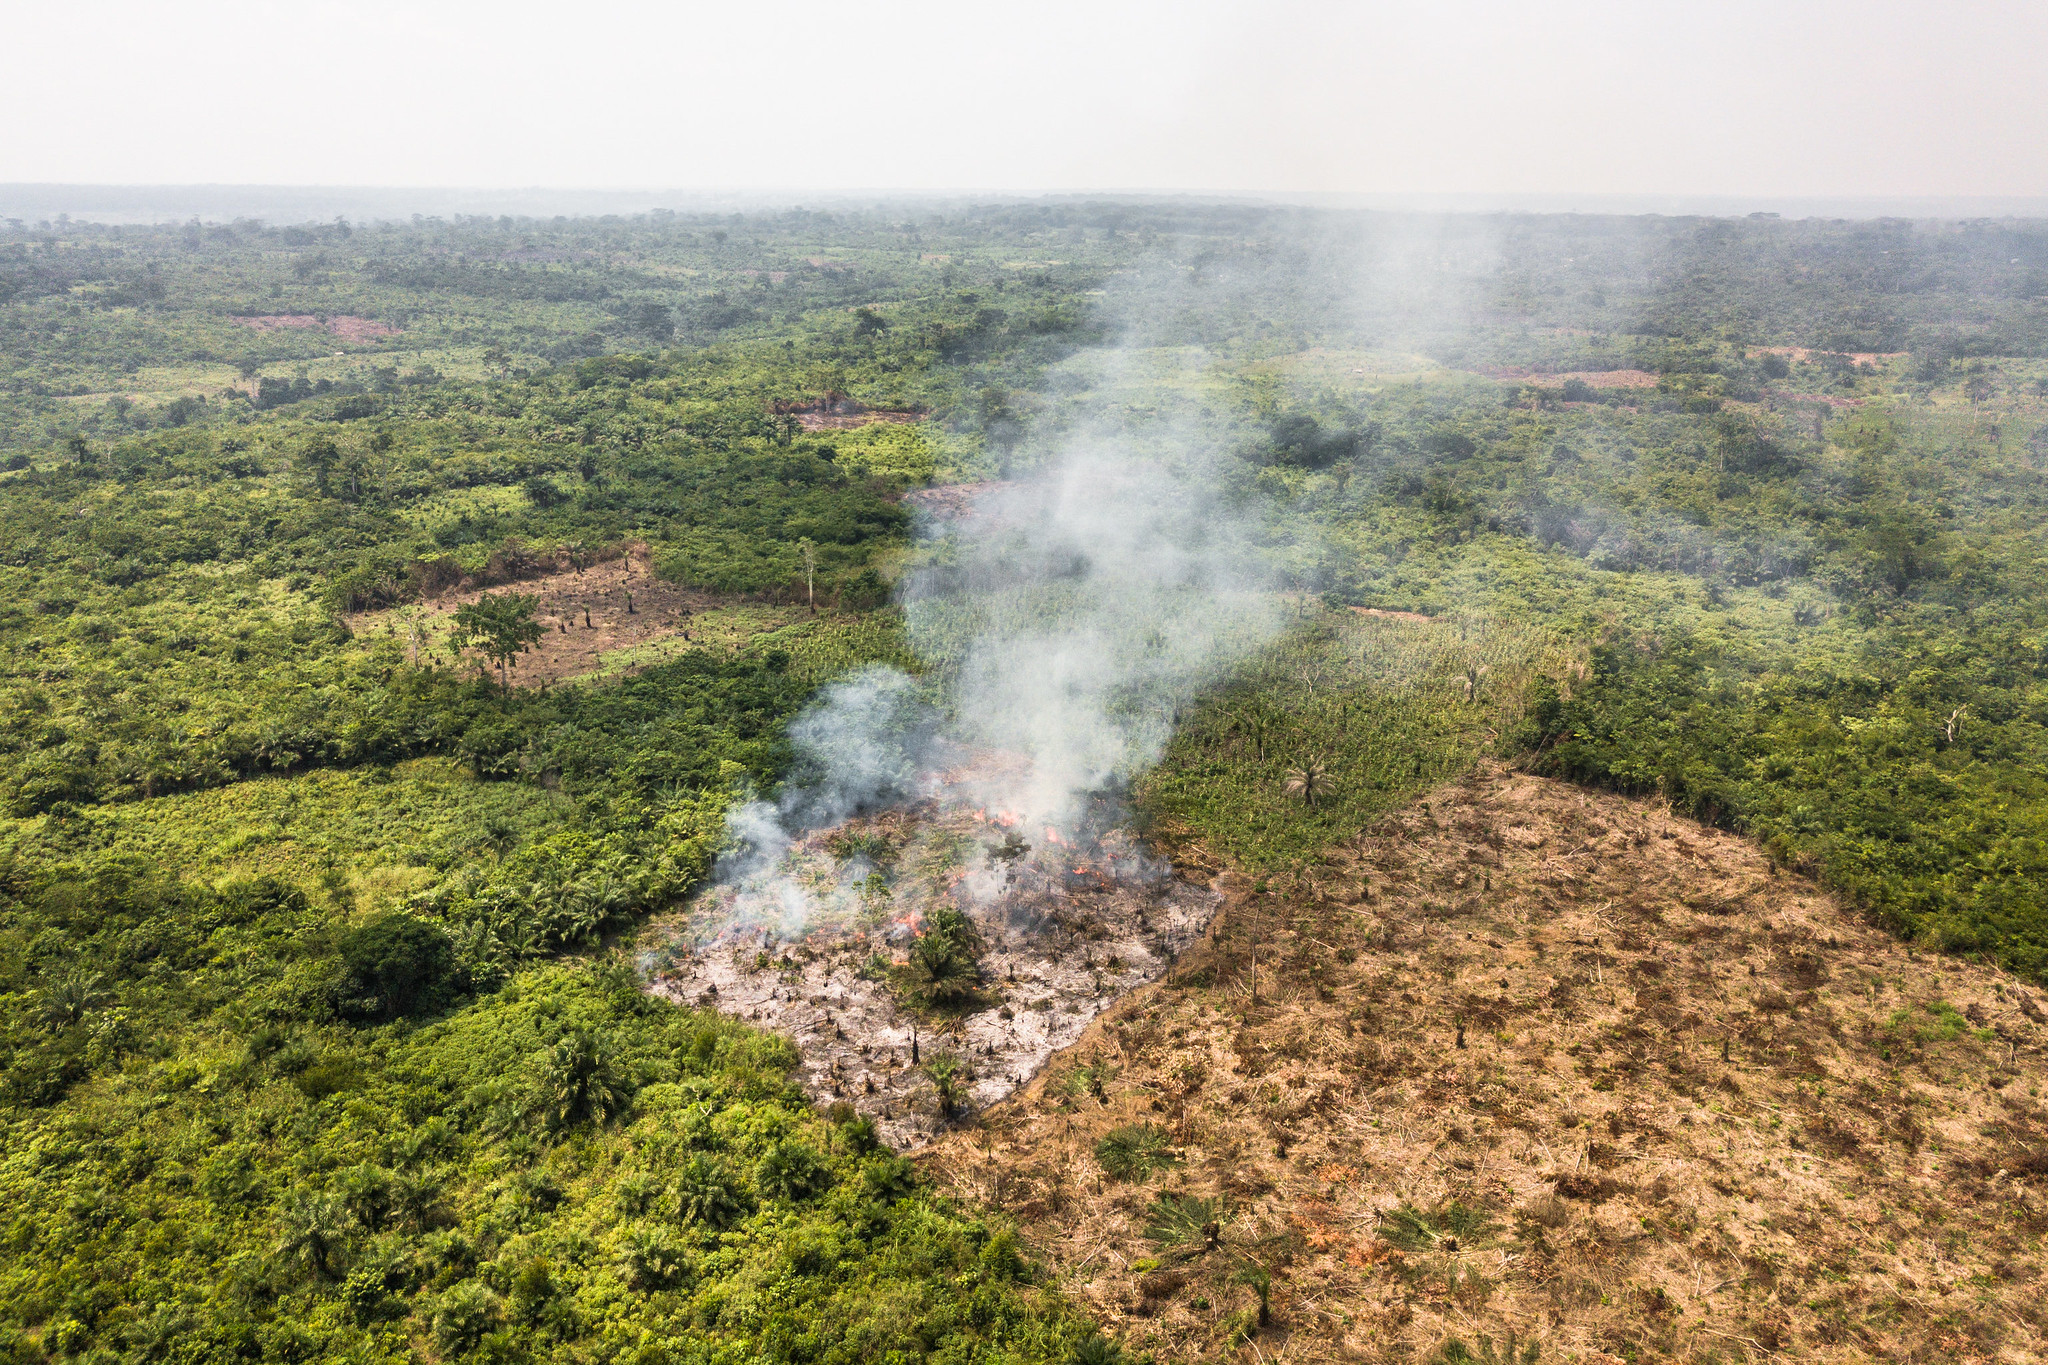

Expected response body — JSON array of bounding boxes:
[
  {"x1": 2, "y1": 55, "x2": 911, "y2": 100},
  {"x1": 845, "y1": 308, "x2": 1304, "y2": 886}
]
[
  {"x1": 0, "y1": 207, "x2": 1124, "y2": 1365},
  {"x1": 1008, "y1": 291, "x2": 2048, "y2": 986},
  {"x1": 1147, "y1": 334, "x2": 2048, "y2": 984},
  {"x1": 4, "y1": 200, "x2": 2048, "y2": 1362},
  {"x1": 1, "y1": 942, "x2": 1089, "y2": 1363},
  {"x1": 1520, "y1": 624, "x2": 2048, "y2": 976}
]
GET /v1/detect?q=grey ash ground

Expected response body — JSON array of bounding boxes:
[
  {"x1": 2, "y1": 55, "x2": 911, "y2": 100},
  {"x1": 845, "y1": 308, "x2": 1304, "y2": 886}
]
[{"x1": 643, "y1": 802, "x2": 1220, "y2": 1149}]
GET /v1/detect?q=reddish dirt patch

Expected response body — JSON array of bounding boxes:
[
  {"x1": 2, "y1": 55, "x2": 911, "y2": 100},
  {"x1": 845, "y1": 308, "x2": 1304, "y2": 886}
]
[
  {"x1": 1487, "y1": 367, "x2": 1660, "y2": 389},
  {"x1": 1348, "y1": 606, "x2": 1436, "y2": 625},
  {"x1": 497, "y1": 248, "x2": 594, "y2": 264},
  {"x1": 901, "y1": 480, "x2": 1015, "y2": 521},
  {"x1": 1752, "y1": 346, "x2": 1905, "y2": 368},
  {"x1": 352, "y1": 546, "x2": 766, "y2": 687},
  {"x1": 236, "y1": 314, "x2": 401, "y2": 342},
  {"x1": 778, "y1": 394, "x2": 927, "y2": 432},
  {"x1": 924, "y1": 763, "x2": 2048, "y2": 1363}
]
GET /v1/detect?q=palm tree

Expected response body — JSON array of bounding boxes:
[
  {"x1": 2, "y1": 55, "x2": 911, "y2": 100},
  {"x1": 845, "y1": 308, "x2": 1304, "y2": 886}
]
[
  {"x1": 335, "y1": 1163, "x2": 395, "y2": 1232},
  {"x1": 535, "y1": 1028, "x2": 626, "y2": 1130},
  {"x1": 37, "y1": 969, "x2": 111, "y2": 1030},
  {"x1": 674, "y1": 1153, "x2": 751, "y2": 1229},
  {"x1": 274, "y1": 1190, "x2": 353, "y2": 1279},
  {"x1": 617, "y1": 1224, "x2": 688, "y2": 1291},
  {"x1": 924, "y1": 1052, "x2": 969, "y2": 1121},
  {"x1": 905, "y1": 907, "x2": 983, "y2": 1008},
  {"x1": 389, "y1": 1169, "x2": 445, "y2": 1232},
  {"x1": 1283, "y1": 756, "x2": 1332, "y2": 807}
]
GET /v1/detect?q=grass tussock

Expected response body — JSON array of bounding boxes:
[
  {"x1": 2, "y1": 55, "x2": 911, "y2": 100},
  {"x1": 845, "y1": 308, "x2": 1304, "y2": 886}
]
[{"x1": 1094, "y1": 1124, "x2": 1181, "y2": 1182}]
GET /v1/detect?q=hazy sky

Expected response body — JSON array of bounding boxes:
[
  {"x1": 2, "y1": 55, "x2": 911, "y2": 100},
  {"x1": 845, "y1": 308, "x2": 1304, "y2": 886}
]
[{"x1": 7, "y1": 0, "x2": 2046, "y2": 196}]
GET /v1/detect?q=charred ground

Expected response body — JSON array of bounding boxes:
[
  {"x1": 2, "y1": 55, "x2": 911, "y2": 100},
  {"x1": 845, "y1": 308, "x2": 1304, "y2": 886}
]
[{"x1": 642, "y1": 794, "x2": 1220, "y2": 1149}]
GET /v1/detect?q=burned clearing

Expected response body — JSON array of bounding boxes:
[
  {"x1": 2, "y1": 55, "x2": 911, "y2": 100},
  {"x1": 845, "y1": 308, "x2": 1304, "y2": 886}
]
[
  {"x1": 920, "y1": 764, "x2": 2048, "y2": 1364},
  {"x1": 901, "y1": 478, "x2": 1013, "y2": 521},
  {"x1": 233, "y1": 313, "x2": 402, "y2": 342},
  {"x1": 640, "y1": 787, "x2": 1221, "y2": 1150}
]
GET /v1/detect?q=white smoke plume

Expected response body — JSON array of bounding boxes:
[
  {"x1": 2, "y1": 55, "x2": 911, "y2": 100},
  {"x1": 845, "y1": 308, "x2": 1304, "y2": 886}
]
[{"x1": 707, "y1": 346, "x2": 1289, "y2": 937}]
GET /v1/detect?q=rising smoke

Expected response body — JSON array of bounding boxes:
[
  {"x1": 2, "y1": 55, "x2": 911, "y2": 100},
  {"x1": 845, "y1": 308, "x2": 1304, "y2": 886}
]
[
  {"x1": 701, "y1": 212, "x2": 1538, "y2": 936},
  {"x1": 708, "y1": 346, "x2": 1289, "y2": 937}
]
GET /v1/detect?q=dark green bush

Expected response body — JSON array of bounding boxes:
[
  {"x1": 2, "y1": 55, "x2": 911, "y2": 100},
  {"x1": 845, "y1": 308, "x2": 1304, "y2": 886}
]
[{"x1": 335, "y1": 914, "x2": 461, "y2": 1021}]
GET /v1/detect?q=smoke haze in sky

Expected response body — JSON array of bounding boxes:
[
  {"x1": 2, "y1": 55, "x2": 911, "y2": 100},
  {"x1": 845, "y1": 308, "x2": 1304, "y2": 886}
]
[{"x1": 6, "y1": 0, "x2": 2046, "y2": 201}]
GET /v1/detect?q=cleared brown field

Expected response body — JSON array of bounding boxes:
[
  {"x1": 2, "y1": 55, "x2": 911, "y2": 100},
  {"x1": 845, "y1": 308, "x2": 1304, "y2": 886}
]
[{"x1": 921, "y1": 764, "x2": 2048, "y2": 1364}]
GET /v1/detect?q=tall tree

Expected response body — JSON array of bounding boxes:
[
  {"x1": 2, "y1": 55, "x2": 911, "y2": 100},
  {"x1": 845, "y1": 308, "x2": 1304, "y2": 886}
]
[
  {"x1": 297, "y1": 435, "x2": 340, "y2": 495},
  {"x1": 450, "y1": 593, "x2": 545, "y2": 694}
]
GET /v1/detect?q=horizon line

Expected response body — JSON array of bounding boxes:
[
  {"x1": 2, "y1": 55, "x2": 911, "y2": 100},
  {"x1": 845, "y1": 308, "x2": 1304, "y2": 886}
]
[{"x1": 7, "y1": 183, "x2": 2048, "y2": 227}]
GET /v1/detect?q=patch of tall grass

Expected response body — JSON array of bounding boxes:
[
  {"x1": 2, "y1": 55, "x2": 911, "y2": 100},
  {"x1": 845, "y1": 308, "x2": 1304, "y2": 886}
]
[{"x1": 1141, "y1": 607, "x2": 1584, "y2": 870}]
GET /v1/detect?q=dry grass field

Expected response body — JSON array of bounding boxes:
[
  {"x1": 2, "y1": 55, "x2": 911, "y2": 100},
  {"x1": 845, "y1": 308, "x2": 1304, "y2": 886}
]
[{"x1": 921, "y1": 764, "x2": 2048, "y2": 1363}]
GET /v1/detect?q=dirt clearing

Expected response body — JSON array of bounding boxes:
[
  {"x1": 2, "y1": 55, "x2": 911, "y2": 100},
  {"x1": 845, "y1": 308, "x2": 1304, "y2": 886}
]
[
  {"x1": 234, "y1": 314, "x2": 401, "y2": 343},
  {"x1": 1751, "y1": 347, "x2": 1906, "y2": 368},
  {"x1": 350, "y1": 546, "x2": 809, "y2": 687},
  {"x1": 1486, "y1": 367, "x2": 1661, "y2": 390},
  {"x1": 901, "y1": 480, "x2": 1014, "y2": 521},
  {"x1": 923, "y1": 763, "x2": 2048, "y2": 1363},
  {"x1": 1348, "y1": 606, "x2": 1438, "y2": 625},
  {"x1": 779, "y1": 395, "x2": 926, "y2": 432}
]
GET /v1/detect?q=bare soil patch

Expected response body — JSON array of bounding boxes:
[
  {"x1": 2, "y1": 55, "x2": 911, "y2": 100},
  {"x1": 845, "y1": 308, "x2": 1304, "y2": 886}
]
[
  {"x1": 901, "y1": 480, "x2": 1014, "y2": 521},
  {"x1": 1348, "y1": 607, "x2": 1437, "y2": 625},
  {"x1": 1486, "y1": 367, "x2": 1661, "y2": 390},
  {"x1": 1752, "y1": 346, "x2": 1906, "y2": 368},
  {"x1": 350, "y1": 545, "x2": 794, "y2": 687},
  {"x1": 777, "y1": 394, "x2": 927, "y2": 432},
  {"x1": 235, "y1": 314, "x2": 400, "y2": 342},
  {"x1": 923, "y1": 764, "x2": 2048, "y2": 1363},
  {"x1": 642, "y1": 785, "x2": 1220, "y2": 1151}
]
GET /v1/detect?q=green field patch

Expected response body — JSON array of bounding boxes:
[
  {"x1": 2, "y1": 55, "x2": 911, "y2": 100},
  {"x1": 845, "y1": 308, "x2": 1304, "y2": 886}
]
[
  {"x1": 819, "y1": 420, "x2": 939, "y2": 482},
  {"x1": 1143, "y1": 608, "x2": 1582, "y2": 870},
  {"x1": 0, "y1": 758, "x2": 568, "y2": 896},
  {"x1": 388, "y1": 483, "x2": 533, "y2": 536},
  {"x1": 572, "y1": 604, "x2": 809, "y2": 681},
  {"x1": 1253, "y1": 346, "x2": 1449, "y2": 390}
]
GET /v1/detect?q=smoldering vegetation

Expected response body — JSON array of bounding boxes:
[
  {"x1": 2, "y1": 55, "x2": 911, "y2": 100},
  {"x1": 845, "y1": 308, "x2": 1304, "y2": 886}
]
[{"x1": 649, "y1": 305, "x2": 1306, "y2": 1131}]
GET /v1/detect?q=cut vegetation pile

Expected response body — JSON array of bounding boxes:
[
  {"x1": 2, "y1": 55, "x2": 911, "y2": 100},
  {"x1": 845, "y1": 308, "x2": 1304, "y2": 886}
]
[{"x1": 923, "y1": 764, "x2": 2048, "y2": 1364}]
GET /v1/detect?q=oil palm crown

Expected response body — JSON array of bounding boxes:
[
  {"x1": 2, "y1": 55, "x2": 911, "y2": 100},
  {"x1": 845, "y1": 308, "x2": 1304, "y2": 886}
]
[
  {"x1": 535, "y1": 1027, "x2": 627, "y2": 1131},
  {"x1": 1283, "y1": 755, "x2": 1332, "y2": 806}
]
